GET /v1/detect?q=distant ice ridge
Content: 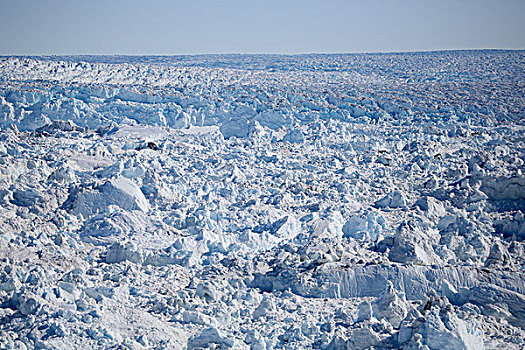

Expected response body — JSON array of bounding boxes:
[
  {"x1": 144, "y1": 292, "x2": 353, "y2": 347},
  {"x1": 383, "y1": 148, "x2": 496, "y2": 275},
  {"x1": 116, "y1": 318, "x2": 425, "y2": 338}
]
[
  {"x1": 1, "y1": 51, "x2": 523, "y2": 135},
  {"x1": 0, "y1": 52, "x2": 524, "y2": 349}
]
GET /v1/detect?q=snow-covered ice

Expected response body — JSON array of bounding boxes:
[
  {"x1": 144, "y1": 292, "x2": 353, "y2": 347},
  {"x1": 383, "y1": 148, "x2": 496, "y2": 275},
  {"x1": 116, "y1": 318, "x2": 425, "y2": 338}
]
[{"x1": 0, "y1": 51, "x2": 524, "y2": 349}]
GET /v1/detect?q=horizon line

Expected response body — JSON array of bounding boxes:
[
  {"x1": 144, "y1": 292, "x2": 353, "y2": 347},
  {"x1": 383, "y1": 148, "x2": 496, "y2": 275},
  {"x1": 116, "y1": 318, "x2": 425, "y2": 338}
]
[{"x1": 1, "y1": 48, "x2": 524, "y2": 58}]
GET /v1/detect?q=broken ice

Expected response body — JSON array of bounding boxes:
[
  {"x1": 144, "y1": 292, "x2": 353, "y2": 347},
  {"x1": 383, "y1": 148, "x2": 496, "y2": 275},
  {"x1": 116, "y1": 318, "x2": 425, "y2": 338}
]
[{"x1": 0, "y1": 51, "x2": 524, "y2": 349}]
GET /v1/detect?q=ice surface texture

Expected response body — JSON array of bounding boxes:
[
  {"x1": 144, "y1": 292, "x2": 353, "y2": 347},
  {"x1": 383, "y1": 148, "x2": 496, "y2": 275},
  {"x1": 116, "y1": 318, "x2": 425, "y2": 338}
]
[{"x1": 0, "y1": 51, "x2": 524, "y2": 349}]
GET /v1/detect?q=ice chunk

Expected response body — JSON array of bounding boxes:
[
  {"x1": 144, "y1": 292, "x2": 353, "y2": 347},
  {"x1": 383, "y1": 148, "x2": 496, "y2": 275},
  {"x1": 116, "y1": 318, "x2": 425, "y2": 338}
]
[
  {"x1": 196, "y1": 281, "x2": 220, "y2": 303},
  {"x1": 437, "y1": 214, "x2": 457, "y2": 231},
  {"x1": 70, "y1": 176, "x2": 150, "y2": 217},
  {"x1": 81, "y1": 209, "x2": 154, "y2": 245},
  {"x1": 311, "y1": 211, "x2": 345, "y2": 240},
  {"x1": 415, "y1": 196, "x2": 446, "y2": 220},
  {"x1": 105, "y1": 242, "x2": 143, "y2": 264},
  {"x1": 0, "y1": 276, "x2": 21, "y2": 292},
  {"x1": 282, "y1": 129, "x2": 304, "y2": 143},
  {"x1": 253, "y1": 295, "x2": 276, "y2": 319},
  {"x1": 423, "y1": 307, "x2": 484, "y2": 350},
  {"x1": 388, "y1": 221, "x2": 441, "y2": 265},
  {"x1": 375, "y1": 190, "x2": 407, "y2": 209},
  {"x1": 187, "y1": 327, "x2": 234, "y2": 349},
  {"x1": 343, "y1": 210, "x2": 387, "y2": 241},
  {"x1": 255, "y1": 110, "x2": 290, "y2": 130},
  {"x1": 49, "y1": 164, "x2": 77, "y2": 182},
  {"x1": 11, "y1": 188, "x2": 42, "y2": 207},
  {"x1": 16, "y1": 293, "x2": 42, "y2": 316},
  {"x1": 484, "y1": 242, "x2": 511, "y2": 267},
  {"x1": 18, "y1": 112, "x2": 51, "y2": 131},
  {"x1": 356, "y1": 302, "x2": 373, "y2": 323},
  {"x1": 373, "y1": 281, "x2": 408, "y2": 329},
  {"x1": 480, "y1": 176, "x2": 525, "y2": 201},
  {"x1": 219, "y1": 116, "x2": 251, "y2": 139},
  {"x1": 35, "y1": 119, "x2": 85, "y2": 134},
  {"x1": 441, "y1": 279, "x2": 469, "y2": 305}
]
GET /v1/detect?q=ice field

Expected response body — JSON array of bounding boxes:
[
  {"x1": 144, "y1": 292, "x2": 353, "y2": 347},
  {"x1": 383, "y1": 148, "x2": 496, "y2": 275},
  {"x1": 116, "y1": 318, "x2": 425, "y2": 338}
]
[{"x1": 0, "y1": 51, "x2": 524, "y2": 349}]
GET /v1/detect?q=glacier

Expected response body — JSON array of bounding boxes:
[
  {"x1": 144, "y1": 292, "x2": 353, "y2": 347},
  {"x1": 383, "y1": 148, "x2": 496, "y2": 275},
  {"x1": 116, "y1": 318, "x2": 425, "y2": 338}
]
[{"x1": 0, "y1": 51, "x2": 524, "y2": 349}]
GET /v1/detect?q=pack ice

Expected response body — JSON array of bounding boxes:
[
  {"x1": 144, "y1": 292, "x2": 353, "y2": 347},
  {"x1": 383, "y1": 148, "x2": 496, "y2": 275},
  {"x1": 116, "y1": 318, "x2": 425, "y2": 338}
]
[{"x1": 0, "y1": 51, "x2": 524, "y2": 349}]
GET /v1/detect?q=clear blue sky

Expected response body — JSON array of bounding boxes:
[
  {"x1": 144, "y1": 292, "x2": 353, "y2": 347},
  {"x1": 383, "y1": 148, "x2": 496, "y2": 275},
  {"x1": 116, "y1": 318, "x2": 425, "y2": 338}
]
[{"x1": 1, "y1": 0, "x2": 524, "y2": 55}]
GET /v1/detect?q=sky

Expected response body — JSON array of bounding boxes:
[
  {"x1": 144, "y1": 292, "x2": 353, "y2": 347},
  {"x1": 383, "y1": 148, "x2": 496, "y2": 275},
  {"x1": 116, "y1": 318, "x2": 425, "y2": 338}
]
[{"x1": 0, "y1": 0, "x2": 524, "y2": 55}]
